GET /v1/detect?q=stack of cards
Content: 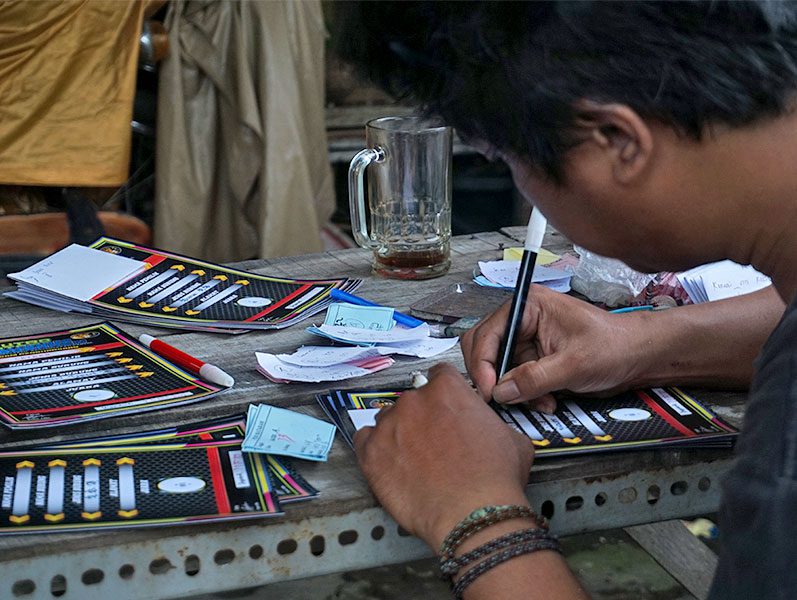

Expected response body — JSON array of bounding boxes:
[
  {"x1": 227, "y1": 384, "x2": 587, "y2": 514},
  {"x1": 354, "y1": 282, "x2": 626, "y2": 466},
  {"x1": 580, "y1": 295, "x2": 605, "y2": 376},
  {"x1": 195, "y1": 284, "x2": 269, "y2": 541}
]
[
  {"x1": 318, "y1": 387, "x2": 738, "y2": 457},
  {"x1": 0, "y1": 417, "x2": 292, "y2": 535},
  {"x1": 6, "y1": 238, "x2": 361, "y2": 333},
  {"x1": 243, "y1": 404, "x2": 336, "y2": 462},
  {"x1": 0, "y1": 323, "x2": 222, "y2": 429},
  {"x1": 475, "y1": 260, "x2": 572, "y2": 293},
  {"x1": 256, "y1": 303, "x2": 458, "y2": 383},
  {"x1": 676, "y1": 260, "x2": 771, "y2": 303},
  {"x1": 43, "y1": 416, "x2": 319, "y2": 504}
]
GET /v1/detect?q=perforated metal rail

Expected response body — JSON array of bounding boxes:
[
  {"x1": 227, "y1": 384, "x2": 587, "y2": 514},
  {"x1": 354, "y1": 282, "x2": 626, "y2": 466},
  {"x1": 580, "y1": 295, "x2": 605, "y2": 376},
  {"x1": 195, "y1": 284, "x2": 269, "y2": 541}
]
[{"x1": 3, "y1": 459, "x2": 731, "y2": 599}]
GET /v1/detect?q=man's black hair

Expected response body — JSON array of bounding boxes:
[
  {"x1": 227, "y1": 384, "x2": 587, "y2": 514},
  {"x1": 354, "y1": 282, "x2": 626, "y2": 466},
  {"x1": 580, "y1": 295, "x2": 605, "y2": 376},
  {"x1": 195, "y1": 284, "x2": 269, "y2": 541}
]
[{"x1": 336, "y1": 1, "x2": 797, "y2": 180}]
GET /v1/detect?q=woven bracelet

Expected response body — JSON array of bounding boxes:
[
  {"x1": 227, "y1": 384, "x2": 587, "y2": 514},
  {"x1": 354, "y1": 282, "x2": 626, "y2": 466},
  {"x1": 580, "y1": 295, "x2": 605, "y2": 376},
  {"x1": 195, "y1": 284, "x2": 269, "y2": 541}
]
[
  {"x1": 439, "y1": 504, "x2": 547, "y2": 562},
  {"x1": 439, "y1": 527, "x2": 549, "y2": 576},
  {"x1": 451, "y1": 535, "x2": 562, "y2": 600}
]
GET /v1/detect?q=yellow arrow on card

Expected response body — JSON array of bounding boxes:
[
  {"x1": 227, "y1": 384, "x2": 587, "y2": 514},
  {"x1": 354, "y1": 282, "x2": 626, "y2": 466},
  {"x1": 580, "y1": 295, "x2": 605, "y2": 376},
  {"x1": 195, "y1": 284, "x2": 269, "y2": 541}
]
[
  {"x1": 82, "y1": 458, "x2": 101, "y2": 467},
  {"x1": 162, "y1": 306, "x2": 177, "y2": 313},
  {"x1": 563, "y1": 437, "x2": 582, "y2": 444},
  {"x1": 116, "y1": 457, "x2": 135, "y2": 466},
  {"x1": 139, "y1": 302, "x2": 153, "y2": 308},
  {"x1": 115, "y1": 358, "x2": 132, "y2": 364},
  {"x1": 170, "y1": 265, "x2": 185, "y2": 271},
  {"x1": 185, "y1": 310, "x2": 200, "y2": 315},
  {"x1": 81, "y1": 511, "x2": 102, "y2": 521},
  {"x1": 138, "y1": 371, "x2": 154, "y2": 378},
  {"x1": 117, "y1": 296, "x2": 132, "y2": 304},
  {"x1": 44, "y1": 513, "x2": 65, "y2": 523},
  {"x1": 16, "y1": 460, "x2": 34, "y2": 469},
  {"x1": 48, "y1": 459, "x2": 67, "y2": 468},
  {"x1": 594, "y1": 434, "x2": 613, "y2": 442},
  {"x1": 126, "y1": 364, "x2": 142, "y2": 371},
  {"x1": 106, "y1": 352, "x2": 123, "y2": 357},
  {"x1": 1, "y1": 390, "x2": 17, "y2": 396},
  {"x1": 191, "y1": 269, "x2": 205, "y2": 276},
  {"x1": 213, "y1": 274, "x2": 227, "y2": 281},
  {"x1": 118, "y1": 509, "x2": 139, "y2": 519},
  {"x1": 234, "y1": 279, "x2": 250, "y2": 286},
  {"x1": 531, "y1": 439, "x2": 551, "y2": 447},
  {"x1": 9, "y1": 515, "x2": 30, "y2": 524}
]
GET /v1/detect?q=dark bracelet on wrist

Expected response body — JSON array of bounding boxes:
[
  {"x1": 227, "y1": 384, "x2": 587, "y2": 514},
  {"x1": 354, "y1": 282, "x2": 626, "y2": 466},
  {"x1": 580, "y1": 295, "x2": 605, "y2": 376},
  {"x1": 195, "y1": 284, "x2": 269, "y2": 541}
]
[
  {"x1": 451, "y1": 534, "x2": 562, "y2": 600},
  {"x1": 439, "y1": 504, "x2": 548, "y2": 562},
  {"x1": 439, "y1": 527, "x2": 550, "y2": 576}
]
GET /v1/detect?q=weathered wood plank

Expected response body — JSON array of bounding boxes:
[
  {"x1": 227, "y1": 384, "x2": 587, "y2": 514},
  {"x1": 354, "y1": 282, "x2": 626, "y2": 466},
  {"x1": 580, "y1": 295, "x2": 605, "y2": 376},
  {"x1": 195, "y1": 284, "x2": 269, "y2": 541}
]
[{"x1": 625, "y1": 520, "x2": 717, "y2": 600}]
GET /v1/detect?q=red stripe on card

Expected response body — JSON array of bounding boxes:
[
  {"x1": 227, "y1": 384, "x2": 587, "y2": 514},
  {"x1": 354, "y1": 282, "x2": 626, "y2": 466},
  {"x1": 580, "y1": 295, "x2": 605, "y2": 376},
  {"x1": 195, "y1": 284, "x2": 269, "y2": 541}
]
[
  {"x1": 244, "y1": 284, "x2": 312, "y2": 321},
  {"x1": 144, "y1": 254, "x2": 167, "y2": 268},
  {"x1": 207, "y1": 447, "x2": 231, "y2": 513},
  {"x1": 10, "y1": 385, "x2": 197, "y2": 415},
  {"x1": 640, "y1": 391, "x2": 695, "y2": 437},
  {"x1": 89, "y1": 342, "x2": 125, "y2": 352}
]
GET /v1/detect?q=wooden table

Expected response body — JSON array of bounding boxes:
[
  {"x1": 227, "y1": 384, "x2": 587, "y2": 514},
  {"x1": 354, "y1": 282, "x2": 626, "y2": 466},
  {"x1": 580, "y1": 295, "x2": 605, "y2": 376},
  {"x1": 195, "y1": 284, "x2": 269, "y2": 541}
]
[{"x1": 0, "y1": 228, "x2": 744, "y2": 600}]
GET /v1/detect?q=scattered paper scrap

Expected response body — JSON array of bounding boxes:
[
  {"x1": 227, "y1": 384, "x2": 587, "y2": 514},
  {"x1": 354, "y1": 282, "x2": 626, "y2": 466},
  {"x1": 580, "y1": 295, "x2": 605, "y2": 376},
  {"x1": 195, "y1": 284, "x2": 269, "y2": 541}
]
[
  {"x1": 503, "y1": 247, "x2": 560, "y2": 264},
  {"x1": 276, "y1": 336, "x2": 459, "y2": 368},
  {"x1": 243, "y1": 404, "x2": 336, "y2": 461},
  {"x1": 477, "y1": 261, "x2": 572, "y2": 291},
  {"x1": 256, "y1": 352, "x2": 394, "y2": 383}
]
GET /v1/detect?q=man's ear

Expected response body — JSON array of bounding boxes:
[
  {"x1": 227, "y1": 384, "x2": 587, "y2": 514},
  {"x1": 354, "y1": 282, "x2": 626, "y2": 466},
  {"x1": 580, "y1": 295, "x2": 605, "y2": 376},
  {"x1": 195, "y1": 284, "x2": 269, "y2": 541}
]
[{"x1": 573, "y1": 101, "x2": 653, "y2": 183}]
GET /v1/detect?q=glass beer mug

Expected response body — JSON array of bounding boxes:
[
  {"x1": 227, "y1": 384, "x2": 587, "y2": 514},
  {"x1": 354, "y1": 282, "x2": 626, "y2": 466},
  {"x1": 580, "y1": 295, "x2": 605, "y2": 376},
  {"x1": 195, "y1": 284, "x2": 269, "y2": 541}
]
[{"x1": 348, "y1": 117, "x2": 452, "y2": 279}]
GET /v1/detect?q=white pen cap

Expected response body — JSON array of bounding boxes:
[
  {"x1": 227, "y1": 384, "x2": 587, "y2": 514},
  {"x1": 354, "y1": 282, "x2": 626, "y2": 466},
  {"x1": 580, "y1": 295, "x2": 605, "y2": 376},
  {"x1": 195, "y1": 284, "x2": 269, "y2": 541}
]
[
  {"x1": 524, "y1": 208, "x2": 547, "y2": 253},
  {"x1": 199, "y1": 364, "x2": 235, "y2": 388}
]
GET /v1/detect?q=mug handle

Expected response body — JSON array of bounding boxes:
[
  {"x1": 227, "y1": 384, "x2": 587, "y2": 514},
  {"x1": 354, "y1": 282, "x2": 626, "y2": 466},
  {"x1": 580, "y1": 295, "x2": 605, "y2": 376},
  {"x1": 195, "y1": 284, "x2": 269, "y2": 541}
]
[{"x1": 348, "y1": 147, "x2": 385, "y2": 249}]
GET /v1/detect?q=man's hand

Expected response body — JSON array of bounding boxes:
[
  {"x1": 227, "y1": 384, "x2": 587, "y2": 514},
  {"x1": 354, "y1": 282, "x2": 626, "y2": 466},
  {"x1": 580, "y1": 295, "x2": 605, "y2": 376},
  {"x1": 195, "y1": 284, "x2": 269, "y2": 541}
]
[
  {"x1": 461, "y1": 284, "x2": 644, "y2": 408},
  {"x1": 354, "y1": 363, "x2": 534, "y2": 551}
]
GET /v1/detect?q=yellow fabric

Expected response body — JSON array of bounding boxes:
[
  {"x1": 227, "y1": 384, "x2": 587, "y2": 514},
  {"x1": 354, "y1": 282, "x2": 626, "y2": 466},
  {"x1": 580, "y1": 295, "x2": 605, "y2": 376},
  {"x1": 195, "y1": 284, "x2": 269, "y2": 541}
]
[
  {"x1": 0, "y1": 0, "x2": 146, "y2": 186},
  {"x1": 154, "y1": 0, "x2": 335, "y2": 262}
]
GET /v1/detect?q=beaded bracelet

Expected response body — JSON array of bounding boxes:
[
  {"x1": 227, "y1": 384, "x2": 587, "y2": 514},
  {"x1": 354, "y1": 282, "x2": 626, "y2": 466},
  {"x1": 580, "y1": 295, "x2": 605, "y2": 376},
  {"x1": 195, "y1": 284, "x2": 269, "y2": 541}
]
[
  {"x1": 439, "y1": 504, "x2": 548, "y2": 562},
  {"x1": 439, "y1": 527, "x2": 549, "y2": 576},
  {"x1": 451, "y1": 534, "x2": 562, "y2": 600}
]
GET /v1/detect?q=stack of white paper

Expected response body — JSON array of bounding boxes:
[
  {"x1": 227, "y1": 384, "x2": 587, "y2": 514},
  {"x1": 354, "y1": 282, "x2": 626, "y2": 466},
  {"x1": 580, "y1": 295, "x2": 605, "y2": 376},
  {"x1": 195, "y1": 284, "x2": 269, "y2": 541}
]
[{"x1": 677, "y1": 261, "x2": 771, "y2": 303}]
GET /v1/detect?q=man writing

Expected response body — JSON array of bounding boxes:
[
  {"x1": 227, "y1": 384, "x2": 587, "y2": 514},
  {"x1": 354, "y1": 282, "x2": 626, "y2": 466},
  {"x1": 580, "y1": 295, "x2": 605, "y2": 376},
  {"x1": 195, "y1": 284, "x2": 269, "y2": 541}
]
[{"x1": 339, "y1": 2, "x2": 797, "y2": 598}]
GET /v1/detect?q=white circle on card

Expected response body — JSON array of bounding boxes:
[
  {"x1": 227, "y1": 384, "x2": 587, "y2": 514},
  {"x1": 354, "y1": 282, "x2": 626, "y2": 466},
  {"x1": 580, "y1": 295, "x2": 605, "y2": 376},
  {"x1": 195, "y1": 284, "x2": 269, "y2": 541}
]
[
  {"x1": 73, "y1": 389, "x2": 115, "y2": 402},
  {"x1": 237, "y1": 297, "x2": 272, "y2": 307},
  {"x1": 157, "y1": 477, "x2": 206, "y2": 494},
  {"x1": 609, "y1": 408, "x2": 651, "y2": 422}
]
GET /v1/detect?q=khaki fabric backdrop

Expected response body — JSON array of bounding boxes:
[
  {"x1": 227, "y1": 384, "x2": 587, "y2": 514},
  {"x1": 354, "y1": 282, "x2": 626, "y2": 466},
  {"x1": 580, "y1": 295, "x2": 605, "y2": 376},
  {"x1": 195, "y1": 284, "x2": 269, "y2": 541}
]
[
  {"x1": 0, "y1": 0, "x2": 148, "y2": 186},
  {"x1": 155, "y1": 0, "x2": 335, "y2": 262}
]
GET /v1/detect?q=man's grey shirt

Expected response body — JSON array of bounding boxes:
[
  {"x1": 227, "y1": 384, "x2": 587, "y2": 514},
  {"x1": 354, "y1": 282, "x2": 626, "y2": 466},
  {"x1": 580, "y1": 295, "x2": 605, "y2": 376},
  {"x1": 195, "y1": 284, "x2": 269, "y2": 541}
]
[{"x1": 710, "y1": 293, "x2": 797, "y2": 599}]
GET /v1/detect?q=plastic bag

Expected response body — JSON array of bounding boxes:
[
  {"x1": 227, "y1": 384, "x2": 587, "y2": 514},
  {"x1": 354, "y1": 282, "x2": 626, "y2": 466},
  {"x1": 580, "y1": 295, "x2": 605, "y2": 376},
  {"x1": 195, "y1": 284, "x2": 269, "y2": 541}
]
[{"x1": 570, "y1": 246, "x2": 656, "y2": 307}]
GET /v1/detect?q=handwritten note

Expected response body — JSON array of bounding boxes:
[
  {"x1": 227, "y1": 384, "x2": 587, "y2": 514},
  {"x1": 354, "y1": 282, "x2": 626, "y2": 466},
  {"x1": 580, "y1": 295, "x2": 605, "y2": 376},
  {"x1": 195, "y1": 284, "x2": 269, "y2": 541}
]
[
  {"x1": 477, "y1": 260, "x2": 573, "y2": 290},
  {"x1": 243, "y1": 404, "x2": 336, "y2": 461},
  {"x1": 308, "y1": 322, "x2": 431, "y2": 345},
  {"x1": 324, "y1": 303, "x2": 395, "y2": 330},
  {"x1": 677, "y1": 260, "x2": 771, "y2": 303}
]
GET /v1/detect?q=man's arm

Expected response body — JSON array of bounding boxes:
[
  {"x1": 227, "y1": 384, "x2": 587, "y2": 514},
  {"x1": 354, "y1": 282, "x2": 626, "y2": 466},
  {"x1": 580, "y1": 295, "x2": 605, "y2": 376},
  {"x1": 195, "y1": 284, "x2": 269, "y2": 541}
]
[
  {"x1": 354, "y1": 364, "x2": 589, "y2": 600},
  {"x1": 462, "y1": 285, "x2": 784, "y2": 406}
]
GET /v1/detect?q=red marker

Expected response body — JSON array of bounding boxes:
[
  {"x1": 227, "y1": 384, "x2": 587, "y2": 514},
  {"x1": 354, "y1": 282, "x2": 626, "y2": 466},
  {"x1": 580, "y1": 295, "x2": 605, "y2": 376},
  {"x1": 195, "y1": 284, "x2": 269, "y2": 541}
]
[{"x1": 138, "y1": 334, "x2": 234, "y2": 388}]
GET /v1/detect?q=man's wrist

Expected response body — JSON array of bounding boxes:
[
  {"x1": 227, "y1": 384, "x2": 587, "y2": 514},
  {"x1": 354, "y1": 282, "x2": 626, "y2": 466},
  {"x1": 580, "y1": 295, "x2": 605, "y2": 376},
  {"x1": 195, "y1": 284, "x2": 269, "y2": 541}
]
[{"x1": 426, "y1": 491, "x2": 533, "y2": 552}]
